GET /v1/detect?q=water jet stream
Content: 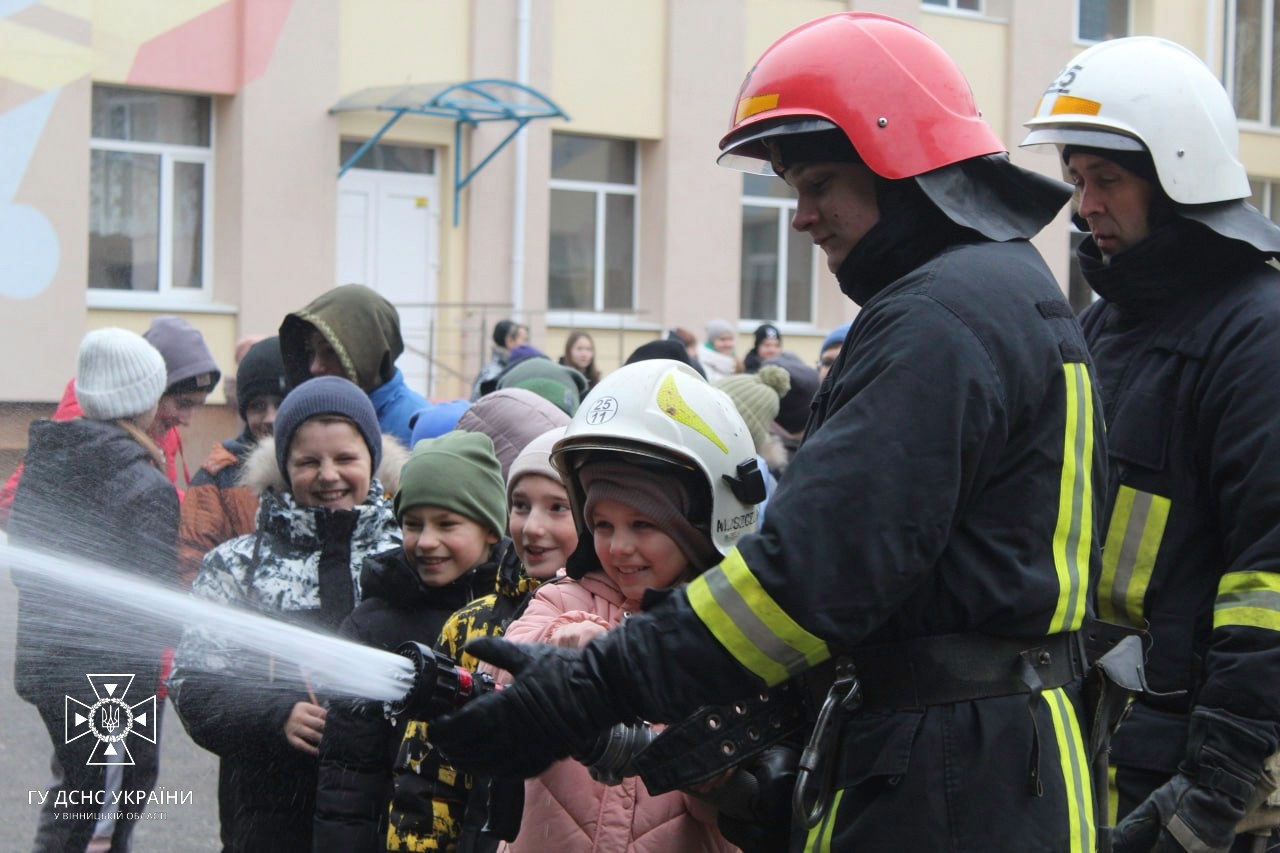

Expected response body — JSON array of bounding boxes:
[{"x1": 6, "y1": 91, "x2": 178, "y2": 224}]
[{"x1": 0, "y1": 538, "x2": 415, "y2": 704}]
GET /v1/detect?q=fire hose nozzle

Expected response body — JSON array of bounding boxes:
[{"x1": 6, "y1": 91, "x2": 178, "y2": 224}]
[{"x1": 386, "y1": 641, "x2": 497, "y2": 720}]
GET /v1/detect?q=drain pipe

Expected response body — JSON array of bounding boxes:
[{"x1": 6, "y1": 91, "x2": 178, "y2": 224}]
[{"x1": 511, "y1": 0, "x2": 532, "y2": 319}]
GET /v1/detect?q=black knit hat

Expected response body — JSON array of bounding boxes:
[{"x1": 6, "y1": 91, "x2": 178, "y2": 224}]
[
  {"x1": 235, "y1": 336, "x2": 287, "y2": 421},
  {"x1": 625, "y1": 338, "x2": 708, "y2": 379},
  {"x1": 752, "y1": 323, "x2": 782, "y2": 350},
  {"x1": 273, "y1": 376, "x2": 382, "y2": 483},
  {"x1": 1062, "y1": 144, "x2": 1159, "y2": 185}
]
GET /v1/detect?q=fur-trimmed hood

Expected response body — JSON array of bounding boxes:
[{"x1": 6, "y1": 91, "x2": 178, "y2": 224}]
[{"x1": 237, "y1": 434, "x2": 410, "y2": 497}]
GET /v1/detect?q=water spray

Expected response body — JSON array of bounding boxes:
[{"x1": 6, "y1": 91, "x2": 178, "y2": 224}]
[{"x1": 0, "y1": 539, "x2": 415, "y2": 704}]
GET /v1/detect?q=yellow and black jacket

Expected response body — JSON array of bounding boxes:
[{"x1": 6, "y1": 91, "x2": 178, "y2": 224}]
[{"x1": 385, "y1": 544, "x2": 538, "y2": 852}]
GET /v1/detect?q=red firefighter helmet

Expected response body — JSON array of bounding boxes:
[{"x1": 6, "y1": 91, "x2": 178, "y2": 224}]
[{"x1": 718, "y1": 12, "x2": 1006, "y2": 179}]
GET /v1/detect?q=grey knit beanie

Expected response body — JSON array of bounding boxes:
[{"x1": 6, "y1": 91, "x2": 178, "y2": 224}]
[
  {"x1": 273, "y1": 376, "x2": 382, "y2": 482},
  {"x1": 705, "y1": 319, "x2": 733, "y2": 343},
  {"x1": 506, "y1": 426, "x2": 567, "y2": 507},
  {"x1": 580, "y1": 460, "x2": 721, "y2": 574},
  {"x1": 76, "y1": 328, "x2": 168, "y2": 421},
  {"x1": 143, "y1": 315, "x2": 221, "y2": 395},
  {"x1": 395, "y1": 430, "x2": 507, "y2": 535},
  {"x1": 715, "y1": 365, "x2": 791, "y2": 450}
]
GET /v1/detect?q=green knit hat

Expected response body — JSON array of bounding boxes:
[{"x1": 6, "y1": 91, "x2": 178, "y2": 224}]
[{"x1": 395, "y1": 430, "x2": 507, "y2": 536}]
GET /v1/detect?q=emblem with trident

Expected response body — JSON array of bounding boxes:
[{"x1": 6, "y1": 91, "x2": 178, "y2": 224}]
[{"x1": 65, "y1": 674, "x2": 158, "y2": 766}]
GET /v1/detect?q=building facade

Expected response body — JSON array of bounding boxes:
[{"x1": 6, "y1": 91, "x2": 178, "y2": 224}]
[{"x1": 2, "y1": 0, "x2": 1277, "y2": 477}]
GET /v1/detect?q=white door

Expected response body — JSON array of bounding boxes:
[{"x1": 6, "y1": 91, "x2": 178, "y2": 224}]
[{"x1": 337, "y1": 167, "x2": 440, "y2": 396}]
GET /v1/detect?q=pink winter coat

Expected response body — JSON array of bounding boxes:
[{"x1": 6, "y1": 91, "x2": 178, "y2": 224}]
[{"x1": 489, "y1": 571, "x2": 738, "y2": 853}]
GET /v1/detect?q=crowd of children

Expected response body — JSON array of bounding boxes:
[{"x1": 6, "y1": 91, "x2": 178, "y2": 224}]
[
  {"x1": 13, "y1": 281, "x2": 796, "y2": 852},
  {"x1": 171, "y1": 355, "x2": 768, "y2": 852}
]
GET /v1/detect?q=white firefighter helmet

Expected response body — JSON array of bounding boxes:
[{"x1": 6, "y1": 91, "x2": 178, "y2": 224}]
[
  {"x1": 550, "y1": 359, "x2": 765, "y2": 564},
  {"x1": 1021, "y1": 36, "x2": 1250, "y2": 205}
]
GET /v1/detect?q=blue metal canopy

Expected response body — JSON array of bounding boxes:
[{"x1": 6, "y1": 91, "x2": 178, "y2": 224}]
[{"x1": 331, "y1": 79, "x2": 569, "y2": 225}]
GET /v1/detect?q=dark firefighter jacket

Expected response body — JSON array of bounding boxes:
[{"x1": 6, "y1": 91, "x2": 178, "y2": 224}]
[
  {"x1": 313, "y1": 542, "x2": 509, "y2": 853},
  {"x1": 585, "y1": 227, "x2": 1108, "y2": 851},
  {"x1": 1077, "y1": 219, "x2": 1280, "y2": 780}
]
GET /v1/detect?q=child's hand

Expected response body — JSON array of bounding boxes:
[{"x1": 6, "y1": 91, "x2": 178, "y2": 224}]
[
  {"x1": 550, "y1": 620, "x2": 608, "y2": 649},
  {"x1": 286, "y1": 701, "x2": 327, "y2": 755}
]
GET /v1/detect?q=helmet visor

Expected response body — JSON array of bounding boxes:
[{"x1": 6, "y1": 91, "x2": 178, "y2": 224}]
[
  {"x1": 1019, "y1": 126, "x2": 1146, "y2": 153},
  {"x1": 716, "y1": 118, "x2": 840, "y2": 173}
]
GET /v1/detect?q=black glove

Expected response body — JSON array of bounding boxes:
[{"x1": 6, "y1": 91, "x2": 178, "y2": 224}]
[
  {"x1": 428, "y1": 638, "x2": 623, "y2": 778},
  {"x1": 716, "y1": 743, "x2": 801, "y2": 853},
  {"x1": 1112, "y1": 708, "x2": 1277, "y2": 853}
]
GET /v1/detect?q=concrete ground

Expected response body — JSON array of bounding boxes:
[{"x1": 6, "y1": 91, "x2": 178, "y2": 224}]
[{"x1": 0, "y1": 533, "x2": 222, "y2": 852}]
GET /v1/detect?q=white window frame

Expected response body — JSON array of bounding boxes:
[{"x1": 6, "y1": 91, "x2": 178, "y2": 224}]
[
  {"x1": 88, "y1": 89, "x2": 215, "y2": 309},
  {"x1": 546, "y1": 136, "x2": 639, "y2": 324},
  {"x1": 1249, "y1": 176, "x2": 1280, "y2": 222},
  {"x1": 1225, "y1": 0, "x2": 1279, "y2": 129},
  {"x1": 1074, "y1": 0, "x2": 1131, "y2": 44},
  {"x1": 921, "y1": 0, "x2": 984, "y2": 14},
  {"x1": 740, "y1": 181, "x2": 817, "y2": 327}
]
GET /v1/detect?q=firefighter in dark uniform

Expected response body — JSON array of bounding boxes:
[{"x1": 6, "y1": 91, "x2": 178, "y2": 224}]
[
  {"x1": 429, "y1": 13, "x2": 1106, "y2": 851},
  {"x1": 1022, "y1": 36, "x2": 1280, "y2": 853}
]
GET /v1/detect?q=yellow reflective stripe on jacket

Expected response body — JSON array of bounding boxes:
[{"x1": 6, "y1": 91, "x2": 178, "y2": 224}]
[
  {"x1": 802, "y1": 788, "x2": 843, "y2": 853},
  {"x1": 685, "y1": 548, "x2": 829, "y2": 686},
  {"x1": 1045, "y1": 686, "x2": 1095, "y2": 851},
  {"x1": 1098, "y1": 485, "x2": 1170, "y2": 626},
  {"x1": 1214, "y1": 571, "x2": 1280, "y2": 631},
  {"x1": 1107, "y1": 765, "x2": 1119, "y2": 829},
  {"x1": 1050, "y1": 362, "x2": 1096, "y2": 633}
]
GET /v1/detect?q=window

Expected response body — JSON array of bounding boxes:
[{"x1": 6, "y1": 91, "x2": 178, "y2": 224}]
[
  {"x1": 740, "y1": 175, "x2": 814, "y2": 325},
  {"x1": 548, "y1": 134, "x2": 637, "y2": 313},
  {"x1": 89, "y1": 86, "x2": 213, "y2": 296},
  {"x1": 1226, "y1": 0, "x2": 1280, "y2": 126},
  {"x1": 923, "y1": 0, "x2": 982, "y2": 12},
  {"x1": 1077, "y1": 0, "x2": 1129, "y2": 42},
  {"x1": 339, "y1": 140, "x2": 435, "y2": 174},
  {"x1": 1248, "y1": 177, "x2": 1280, "y2": 224}
]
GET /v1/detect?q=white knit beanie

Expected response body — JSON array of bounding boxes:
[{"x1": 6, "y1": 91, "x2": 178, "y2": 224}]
[
  {"x1": 506, "y1": 426, "x2": 568, "y2": 507},
  {"x1": 76, "y1": 328, "x2": 168, "y2": 421}
]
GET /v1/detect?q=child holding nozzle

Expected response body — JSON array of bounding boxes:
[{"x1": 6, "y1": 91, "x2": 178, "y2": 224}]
[
  {"x1": 313, "y1": 429, "x2": 516, "y2": 853},
  {"x1": 168, "y1": 376, "x2": 406, "y2": 852},
  {"x1": 382, "y1": 425, "x2": 575, "y2": 852},
  {"x1": 480, "y1": 358, "x2": 754, "y2": 853}
]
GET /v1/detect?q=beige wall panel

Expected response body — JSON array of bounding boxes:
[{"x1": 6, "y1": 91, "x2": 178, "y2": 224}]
[
  {"x1": 1240, "y1": 132, "x2": 1280, "y2": 178},
  {"x1": 461, "y1": 0, "x2": 558, "y2": 397},
  {"x1": 924, "y1": 16, "x2": 1008, "y2": 144},
  {"x1": 4, "y1": 80, "x2": 91, "y2": 401},
  {"x1": 639, "y1": 0, "x2": 748, "y2": 342},
  {"x1": 339, "y1": 0, "x2": 471, "y2": 92},
  {"x1": 550, "y1": 0, "x2": 665, "y2": 138},
  {"x1": 226, "y1": 0, "x2": 341, "y2": 339},
  {"x1": 1147, "y1": 0, "x2": 1209, "y2": 55},
  {"x1": 87, "y1": 309, "x2": 237, "y2": 405},
  {"x1": 465, "y1": 0, "x2": 523, "y2": 314},
  {"x1": 744, "y1": 0, "x2": 846, "y2": 62}
]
